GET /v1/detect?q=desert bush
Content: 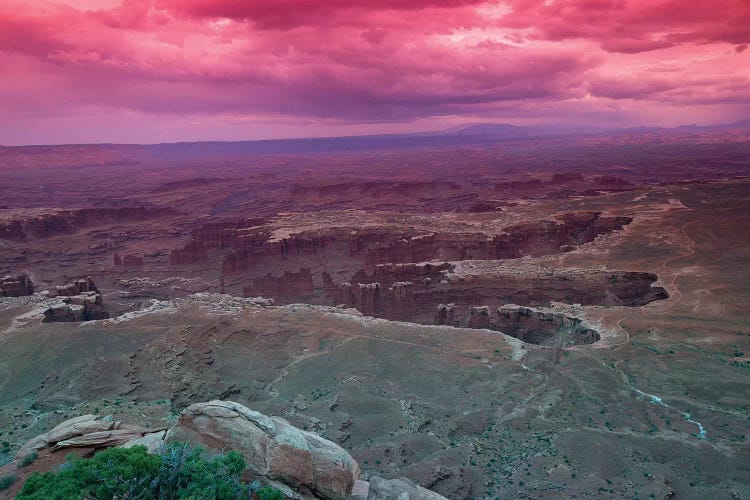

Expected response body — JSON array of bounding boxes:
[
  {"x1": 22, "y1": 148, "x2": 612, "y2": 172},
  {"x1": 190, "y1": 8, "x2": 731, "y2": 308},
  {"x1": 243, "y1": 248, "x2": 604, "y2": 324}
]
[
  {"x1": 16, "y1": 442, "x2": 254, "y2": 500},
  {"x1": 0, "y1": 473, "x2": 18, "y2": 491},
  {"x1": 17, "y1": 451, "x2": 38, "y2": 468}
]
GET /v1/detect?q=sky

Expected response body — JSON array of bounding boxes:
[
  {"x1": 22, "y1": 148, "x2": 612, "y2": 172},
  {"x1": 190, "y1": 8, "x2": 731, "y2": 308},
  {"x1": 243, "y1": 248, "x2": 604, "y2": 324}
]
[{"x1": 0, "y1": 0, "x2": 749, "y2": 145}]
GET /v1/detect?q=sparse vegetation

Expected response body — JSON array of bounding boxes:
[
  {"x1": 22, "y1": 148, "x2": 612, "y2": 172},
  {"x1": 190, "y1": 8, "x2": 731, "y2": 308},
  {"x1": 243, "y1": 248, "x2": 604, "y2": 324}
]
[
  {"x1": 18, "y1": 451, "x2": 38, "y2": 468},
  {"x1": 0, "y1": 473, "x2": 18, "y2": 491}
]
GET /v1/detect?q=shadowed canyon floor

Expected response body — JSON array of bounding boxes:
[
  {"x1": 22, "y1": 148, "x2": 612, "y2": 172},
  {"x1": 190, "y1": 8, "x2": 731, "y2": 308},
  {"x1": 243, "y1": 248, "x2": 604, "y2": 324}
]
[{"x1": 1, "y1": 133, "x2": 750, "y2": 498}]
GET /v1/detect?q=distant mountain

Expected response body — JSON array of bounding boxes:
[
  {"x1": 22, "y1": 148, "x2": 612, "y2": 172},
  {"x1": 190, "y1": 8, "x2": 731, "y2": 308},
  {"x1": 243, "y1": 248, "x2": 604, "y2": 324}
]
[
  {"x1": 4, "y1": 119, "x2": 748, "y2": 154},
  {"x1": 723, "y1": 118, "x2": 750, "y2": 128},
  {"x1": 430, "y1": 122, "x2": 611, "y2": 137},
  {"x1": 436, "y1": 123, "x2": 533, "y2": 136}
]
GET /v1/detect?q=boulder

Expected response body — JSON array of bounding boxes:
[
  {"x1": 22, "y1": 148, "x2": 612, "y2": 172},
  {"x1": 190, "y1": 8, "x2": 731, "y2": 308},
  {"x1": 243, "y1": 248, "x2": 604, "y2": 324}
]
[
  {"x1": 165, "y1": 400, "x2": 360, "y2": 500},
  {"x1": 366, "y1": 476, "x2": 449, "y2": 500},
  {"x1": 121, "y1": 430, "x2": 167, "y2": 454}
]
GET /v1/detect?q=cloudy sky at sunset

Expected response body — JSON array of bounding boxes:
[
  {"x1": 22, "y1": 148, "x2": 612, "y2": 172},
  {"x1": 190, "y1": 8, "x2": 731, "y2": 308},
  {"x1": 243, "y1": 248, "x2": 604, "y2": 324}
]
[{"x1": 1, "y1": 0, "x2": 748, "y2": 145}]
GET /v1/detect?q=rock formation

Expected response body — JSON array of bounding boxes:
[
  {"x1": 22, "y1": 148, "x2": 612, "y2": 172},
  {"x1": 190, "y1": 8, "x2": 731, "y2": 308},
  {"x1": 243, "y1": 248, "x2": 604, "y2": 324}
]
[
  {"x1": 434, "y1": 303, "x2": 455, "y2": 326},
  {"x1": 42, "y1": 277, "x2": 110, "y2": 322},
  {"x1": 357, "y1": 476, "x2": 448, "y2": 500},
  {"x1": 327, "y1": 263, "x2": 667, "y2": 328},
  {"x1": 0, "y1": 273, "x2": 34, "y2": 296},
  {"x1": 15, "y1": 414, "x2": 155, "y2": 458},
  {"x1": 494, "y1": 305, "x2": 600, "y2": 346}
]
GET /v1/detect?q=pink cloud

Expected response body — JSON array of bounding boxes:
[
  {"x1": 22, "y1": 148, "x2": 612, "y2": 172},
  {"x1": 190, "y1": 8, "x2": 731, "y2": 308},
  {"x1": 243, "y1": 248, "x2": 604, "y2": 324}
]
[{"x1": 0, "y1": 0, "x2": 748, "y2": 144}]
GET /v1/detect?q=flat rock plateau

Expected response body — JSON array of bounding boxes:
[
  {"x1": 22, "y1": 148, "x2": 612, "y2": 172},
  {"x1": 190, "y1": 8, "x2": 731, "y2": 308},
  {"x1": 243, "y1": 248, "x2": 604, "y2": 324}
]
[{"x1": 1, "y1": 129, "x2": 750, "y2": 499}]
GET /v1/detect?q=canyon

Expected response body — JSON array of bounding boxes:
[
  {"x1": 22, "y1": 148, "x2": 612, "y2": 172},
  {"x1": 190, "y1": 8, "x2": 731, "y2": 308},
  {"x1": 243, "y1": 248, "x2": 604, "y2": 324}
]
[{"x1": 1, "y1": 129, "x2": 749, "y2": 498}]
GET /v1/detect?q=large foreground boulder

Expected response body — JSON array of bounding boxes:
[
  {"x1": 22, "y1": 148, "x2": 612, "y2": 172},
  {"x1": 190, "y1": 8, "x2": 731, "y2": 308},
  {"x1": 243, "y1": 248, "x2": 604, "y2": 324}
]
[{"x1": 166, "y1": 400, "x2": 360, "y2": 500}]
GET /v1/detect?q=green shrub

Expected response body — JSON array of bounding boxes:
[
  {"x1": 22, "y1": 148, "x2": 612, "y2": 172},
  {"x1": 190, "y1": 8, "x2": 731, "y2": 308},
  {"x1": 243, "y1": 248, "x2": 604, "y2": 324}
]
[
  {"x1": 0, "y1": 473, "x2": 17, "y2": 491},
  {"x1": 257, "y1": 486, "x2": 285, "y2": 500},
  {"x1": 16, "y1": 443, "x2": 250, "y2": 500},
  {"x1": 17, "y1": 451, "x2": 38, "y2": 468}
]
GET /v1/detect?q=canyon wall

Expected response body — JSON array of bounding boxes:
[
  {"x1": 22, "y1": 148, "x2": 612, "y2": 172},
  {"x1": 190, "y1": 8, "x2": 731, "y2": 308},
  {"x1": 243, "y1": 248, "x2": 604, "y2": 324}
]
[{"x1": 0, "y1": 207, "x2": 175, "y2": 242}]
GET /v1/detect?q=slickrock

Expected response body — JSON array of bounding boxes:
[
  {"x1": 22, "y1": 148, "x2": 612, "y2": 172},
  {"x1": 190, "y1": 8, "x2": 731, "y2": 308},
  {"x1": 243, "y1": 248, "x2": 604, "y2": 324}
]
[
  {"x1": 365, "y1": 476, "x2": 449, "y2": 500},
  {"x1": 166, "y1": 400, "x2": 361, "y2": 500},
  {"x1": 16, "y1": 414, "x2": 117, "y2": 458},
  {"x1": 52, "y1": 427, "x2": 156, "y2": 450}
]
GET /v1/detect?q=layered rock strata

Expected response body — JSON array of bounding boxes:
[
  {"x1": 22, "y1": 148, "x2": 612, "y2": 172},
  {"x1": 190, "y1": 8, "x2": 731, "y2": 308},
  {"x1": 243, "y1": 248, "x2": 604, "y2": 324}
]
[{"x1": 42, "y1": 277, "x2": 110, "y2": 322}]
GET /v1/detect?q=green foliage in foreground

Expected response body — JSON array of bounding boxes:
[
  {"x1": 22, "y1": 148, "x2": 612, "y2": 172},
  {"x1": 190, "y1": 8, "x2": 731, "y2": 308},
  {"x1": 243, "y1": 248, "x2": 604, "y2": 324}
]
[
  {"x1": 15, "y1": 442, "x2": 283, "y2": 500},
  {"x1": 256, "y1": 486, "x2": 285, "y2": 500}
]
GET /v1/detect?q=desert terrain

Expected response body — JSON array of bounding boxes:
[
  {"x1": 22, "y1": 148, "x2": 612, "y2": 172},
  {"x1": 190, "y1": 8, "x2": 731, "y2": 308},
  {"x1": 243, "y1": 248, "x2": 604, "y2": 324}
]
[{"x1": 1, "y1": 127, "x2": 750, "y2": 498}]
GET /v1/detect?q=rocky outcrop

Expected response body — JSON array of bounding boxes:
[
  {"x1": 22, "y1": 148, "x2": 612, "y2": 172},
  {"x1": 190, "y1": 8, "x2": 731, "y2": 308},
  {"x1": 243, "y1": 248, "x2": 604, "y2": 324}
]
[
  {"x1": 441, "y1": 304, "x2": 603, "y2": 346},
  {"x1": 331, "y1": 265, "x2": 667, "y2": 325},
  {"x1": 359, "y1": 477, "x2": 448, "y2": 500},
  {"x1": 47, "y1": 276, "x2": 98, "y2": 297},
  {"x1": 494, "y1": 305, "x2": 600, "y2": 346},
  {"x1": 493, "y1": 212, "x2": 632, "y2": 259},
  {"x1": 15, "y1": 414, "x2": 154, "y2": 458},
  {"x1": 0, "y1": 274, "x2": 34, "y2": 296},
  {"x1": 121, "y1": 430, "x2": 167, "y2": 454},
  {"x1": 434, "y1": 303, "x2": 455, "y2": 326},
  {"x1": 337, "y1": 283, "x2": 382, "y2": 316},
  {"x1": 42, "y1": 277, "x2": 109, "y2": 322},
  {"x1": 166, "y1": 400, "x2": 361, "y2": 500}
]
